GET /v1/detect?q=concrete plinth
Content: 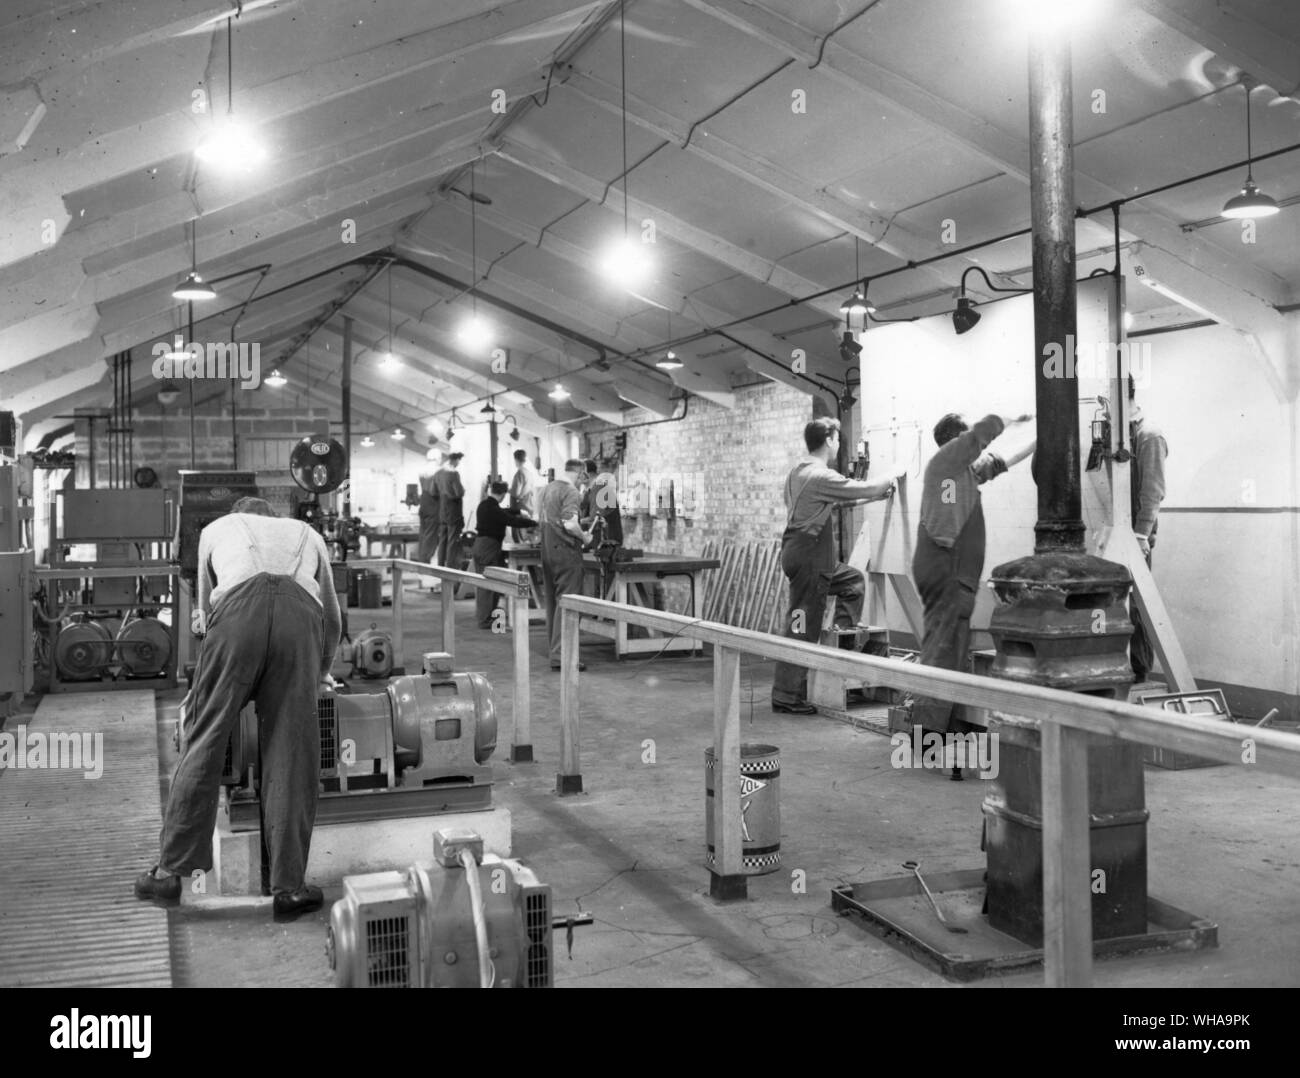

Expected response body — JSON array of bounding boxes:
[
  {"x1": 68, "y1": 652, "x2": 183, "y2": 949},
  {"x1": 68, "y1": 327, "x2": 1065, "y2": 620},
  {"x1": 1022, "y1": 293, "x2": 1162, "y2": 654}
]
[{"x1": 207, "y1": 805, "x2": 512, "y2": 896}]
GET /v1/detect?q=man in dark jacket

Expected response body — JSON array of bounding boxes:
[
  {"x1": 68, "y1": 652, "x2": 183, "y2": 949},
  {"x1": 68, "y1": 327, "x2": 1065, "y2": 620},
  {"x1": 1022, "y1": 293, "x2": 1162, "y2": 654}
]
[
  {"x1": 472, "y1": 481, "x2": 537, "y2": 628},
  {"x1": 906, "y1": 412, "x2": 1034, "y2": 738},
  {"x1": 539, "y1": 459, "x2": 593, "y2": 671},
  {"x1": 434, "y1": 452, "x2": 466, "y2": 571}
]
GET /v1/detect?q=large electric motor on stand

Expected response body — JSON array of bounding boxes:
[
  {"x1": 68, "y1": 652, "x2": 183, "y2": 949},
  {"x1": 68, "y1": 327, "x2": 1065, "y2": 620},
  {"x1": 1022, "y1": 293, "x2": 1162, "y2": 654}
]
[
  {"x1": 218, "y1": 653, "x2": 497, "y2": 830},
  {"x1": 327, "y1": 829, "x2": 554, "y2": 988},
  {"x1": 54, "y1": 613, "x2": 174, "y2": 681}
]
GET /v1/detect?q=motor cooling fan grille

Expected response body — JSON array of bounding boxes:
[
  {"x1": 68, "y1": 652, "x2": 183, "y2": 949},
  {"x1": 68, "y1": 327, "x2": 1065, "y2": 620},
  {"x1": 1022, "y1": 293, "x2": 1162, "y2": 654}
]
[{"x1": 365, "y1": 915, "x2": 410, "y2": 988}]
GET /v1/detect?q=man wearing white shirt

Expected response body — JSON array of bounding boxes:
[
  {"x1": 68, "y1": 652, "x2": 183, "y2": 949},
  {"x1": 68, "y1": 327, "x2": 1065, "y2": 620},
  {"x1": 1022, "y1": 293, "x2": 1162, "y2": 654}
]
[{"x1": 134, "y1": 497, "x2": 340, "y2": 920}]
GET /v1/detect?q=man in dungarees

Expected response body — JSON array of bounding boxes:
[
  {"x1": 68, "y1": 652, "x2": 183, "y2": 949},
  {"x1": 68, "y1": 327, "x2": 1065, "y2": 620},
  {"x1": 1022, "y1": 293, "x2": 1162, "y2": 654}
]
[
  {"x1": 417, "y1": 453, "x2": 444, "y2": 564},
  {"x1": 134, "y1": 497, "x2": 341, "y2": 920},
  {"x1": 771, "y1": 418, "x2": 898, "y2": 714},
  {"x1": 906, "y1": 413, "x2": 1035, "y2": 749}
]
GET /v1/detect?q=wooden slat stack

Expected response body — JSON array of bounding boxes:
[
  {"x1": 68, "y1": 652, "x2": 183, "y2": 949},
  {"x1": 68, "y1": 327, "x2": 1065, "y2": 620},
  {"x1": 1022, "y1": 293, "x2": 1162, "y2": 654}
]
[{"x1": 700, "y1": 539, "x2": 787, "y2": 634}]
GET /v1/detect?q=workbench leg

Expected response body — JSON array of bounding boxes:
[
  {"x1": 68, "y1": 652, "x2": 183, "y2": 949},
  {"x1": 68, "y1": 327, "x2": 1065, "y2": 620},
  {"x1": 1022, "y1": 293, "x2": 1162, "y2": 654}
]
[
  {"x1": 391, "y1": 565, "x2": 404, "y2": 669},
  {"x1": 510, "y1": 591, "x2": 532, "y2": 763},
  {"x1": 556, "y1": 606, "x2": 582, "y2": 794},
  {"x1": 1042, "y1": 722, "x2": 1092, "y2": 987},
  {"x1": 615, "y1": 578, "x2": 629, "y2": 660},
  {"x1": 710, "y1": 645, "x2": 745, "y2": 900},
  {"x1": 441, "y1": 578, "x2": 455, "y2": 664}
]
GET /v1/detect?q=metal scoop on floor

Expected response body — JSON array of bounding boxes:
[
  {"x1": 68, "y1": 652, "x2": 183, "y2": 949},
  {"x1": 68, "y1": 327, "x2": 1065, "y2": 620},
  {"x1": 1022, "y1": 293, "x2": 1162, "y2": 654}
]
[{"x1": 902, "y1": 860, "x2": 968, "y2": 934}]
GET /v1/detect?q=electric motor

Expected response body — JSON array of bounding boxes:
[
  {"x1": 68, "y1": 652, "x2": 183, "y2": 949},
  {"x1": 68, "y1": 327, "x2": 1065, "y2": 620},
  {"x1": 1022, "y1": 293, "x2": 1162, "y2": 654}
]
[
  {"x1": 351, "y1": 624, "x2": 394, "y2": 679},
  {"x1": 116, "y1": 615, "x2": 172, "y2": 677},
  {"x1": 327, "y1": 839, "x2": 552, "y2": 988},
  {"x1": 53, "y1": 619, "x2": 112, "y2": 681}
]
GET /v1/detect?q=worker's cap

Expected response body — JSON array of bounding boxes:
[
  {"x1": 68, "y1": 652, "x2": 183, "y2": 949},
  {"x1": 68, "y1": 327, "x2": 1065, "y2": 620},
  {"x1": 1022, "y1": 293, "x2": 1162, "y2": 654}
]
[{"x1": 448, "y1": 452, "x2": 464, "y2": 461}]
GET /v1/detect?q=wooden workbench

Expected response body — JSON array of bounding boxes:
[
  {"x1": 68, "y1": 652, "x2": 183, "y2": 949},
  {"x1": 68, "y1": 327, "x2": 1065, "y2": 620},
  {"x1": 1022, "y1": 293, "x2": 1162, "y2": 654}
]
[{"x1": 503, "y1": 546, "x2": 721, "y2": 657}]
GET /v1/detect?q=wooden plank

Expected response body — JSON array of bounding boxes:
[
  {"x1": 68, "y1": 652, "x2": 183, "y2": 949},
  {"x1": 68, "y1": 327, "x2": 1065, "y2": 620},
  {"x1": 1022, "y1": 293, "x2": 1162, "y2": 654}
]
[
  {"x1": 556, "y1": 594, "x2": 1300, "y2": 779},
  {"x1": 698, "y1": 539, "x2": 717, "y2": 618},
  {"x1": 511, "y1": 590, "x2": 531, "y2": 761},
  {"x1": 712, "y1": 645, "x2": 744, "y2": 878},
  {"x1": 1042, "y1": 722, "x2": 1093, "y2": 987},
  {"x1": 440, "y1": 581, "x2": 456, "y2": 662},
  {"x1": 391, "y1": 565, "x2": 405, "y2": 668},
  {"x1": 767, "y1": 546, "x2": 788, "y2": 635},
  {"x1": 709, "y1": 540, "x2": 738, "y2": 623},
  {"x1": 557, "y1": 607, "x2": 582, "y2": 794},
  {"x1": 1102, "y1": 530, "x2": 1197, "y2": 692},
  {"x1": 755, "y1": 542, "x2": 780, "y2": 631},
  {"x1": 889, "y1": 572, "x2": 926, "y2": 642},
  {"x1": 726, "y1": 544, "x2": 753, "y2": 625},
  {"x1": 738, "y1": 543, "x2": 769, "y2": 630}
]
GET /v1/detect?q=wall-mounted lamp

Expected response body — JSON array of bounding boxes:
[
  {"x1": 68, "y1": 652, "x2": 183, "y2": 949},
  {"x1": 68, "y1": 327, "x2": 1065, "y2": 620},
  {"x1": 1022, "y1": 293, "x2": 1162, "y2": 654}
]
[{"x1": 952, "y1": 266, "x2": 1031, "y2": 335}]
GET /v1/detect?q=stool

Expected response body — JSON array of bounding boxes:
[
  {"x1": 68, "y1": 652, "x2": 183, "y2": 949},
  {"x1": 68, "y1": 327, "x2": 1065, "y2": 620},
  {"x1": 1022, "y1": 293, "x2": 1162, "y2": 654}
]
[{"x1": 808, "y1": 624, "x2": 891, "y2": 712}]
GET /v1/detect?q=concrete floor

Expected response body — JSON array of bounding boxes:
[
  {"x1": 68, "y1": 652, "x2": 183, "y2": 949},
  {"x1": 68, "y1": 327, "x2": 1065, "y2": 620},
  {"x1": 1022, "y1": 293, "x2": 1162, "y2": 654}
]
[{"x1": 159, "y1": 580, "x2": 1300, "y2": 989}]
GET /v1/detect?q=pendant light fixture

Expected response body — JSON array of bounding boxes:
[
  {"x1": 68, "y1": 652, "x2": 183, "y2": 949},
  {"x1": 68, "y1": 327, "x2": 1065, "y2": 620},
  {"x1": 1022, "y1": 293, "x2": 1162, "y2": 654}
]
[
  {"x1": 264, "y1": 369, "x2": 287, "y2": 387},
  {"x1": 839, "y1": 239, "x2": 875, "y2": 317},
  {"x1": 173, "y1": 220, "x2": 217, "y2": 300},
  {"x1": 195, "y1": 16, "x2": 266, "y2": 169},
  {"x1": 1222, "y1": 78, "x2": 1280, "y2": 220},
  {"x1": 549, "y1": 382, "x2": 571, "y2": 401},
  {"x1": 360, "y1": 435, "x2": 375, "y2": 448},
  {"x1": 656, "y1": 309, "x2": 683, "y2": 369},
  {"x1": 458, "y1": 161, "x2": 493, "y2": 351},
  {"x1": 391, "y1": 428, "x2": 406, "y2": 441},
  {"x1": 599, "y1": 1, "x2": 652, "y2": 291}
]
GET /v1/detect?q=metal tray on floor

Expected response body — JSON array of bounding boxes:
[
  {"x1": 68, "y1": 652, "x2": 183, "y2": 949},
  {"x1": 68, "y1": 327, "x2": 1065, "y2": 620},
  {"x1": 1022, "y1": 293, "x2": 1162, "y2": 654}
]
[{"x1": 831, "y1": 868, "x2": 1217, "y2": 982}]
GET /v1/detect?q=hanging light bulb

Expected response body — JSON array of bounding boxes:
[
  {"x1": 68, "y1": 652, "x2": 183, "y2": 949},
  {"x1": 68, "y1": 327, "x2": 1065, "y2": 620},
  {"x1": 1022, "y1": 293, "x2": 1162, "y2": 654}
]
[
  {"x1": 360, "y1": 435, "x2": 375, "y2": 448},
  {"x1": 549, "y1": 383, "x2": 570, "y2": 401},
  {"x1": 656, "y1": 349, "x2": 682, "y2": 371},
  {"x1": 195, "y1": 116, "x2": 267, "y2": 169},
  {"x1": 194, "y1": 19, "x2": 266, "y2": 170},
  {"x1": 390, "y1": 428, "x2": 406, "y2": 441},
  {"x1": 599, "y1": 235, "x2": 653, "y2": 291},
  {"x1": 480, "y1": 397, "x2": 497, "y2": 414},
  {"x1": 264, "y1": 369, "x2": 287, "y2": 387},
  {"x1": 380, "y1": 351, "x2": 401, "y2": 374},
  {"x1": 457, "y1": 314, "x2": 493, "y2": 351},
  {"x1": 425, "y1": 417, "x2": 440, "y2": 432}
]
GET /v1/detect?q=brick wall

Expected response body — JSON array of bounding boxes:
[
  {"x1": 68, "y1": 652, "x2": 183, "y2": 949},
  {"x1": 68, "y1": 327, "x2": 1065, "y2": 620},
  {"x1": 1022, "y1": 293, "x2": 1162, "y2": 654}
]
[{"x1": 576, "y1": 380, "x2": 816, "y2": 609}]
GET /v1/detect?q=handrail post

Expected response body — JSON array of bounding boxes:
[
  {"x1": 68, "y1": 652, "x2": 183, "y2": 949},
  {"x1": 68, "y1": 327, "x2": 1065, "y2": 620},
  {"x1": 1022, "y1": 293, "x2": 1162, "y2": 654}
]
[
  {"x1": 510, "y1": 575, "x2": 532, "y2": 763},
  {"x1": 1042, "y1": 722, "x2": 1093, "y2": 986},
  {"x1": 709, "y1": 644, "x2": 746, "y2": 900},
  {"x1": 390, "y1": 561, "x2": 404, "y2": 668},
  {"x1": 440, "y1": 574, "x2": 455, "y2": 664},
  {"x1": 557, "y1": 604, "x2": 583, "y2": 794}
]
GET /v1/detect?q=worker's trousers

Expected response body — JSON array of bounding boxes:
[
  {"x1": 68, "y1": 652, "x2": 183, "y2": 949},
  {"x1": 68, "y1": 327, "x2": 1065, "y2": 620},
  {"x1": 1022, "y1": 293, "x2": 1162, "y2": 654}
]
[
  {"x1": 417, "y1": 512, "x2": 439, "y2": 563},
  {"x1": 771, "y1": 524, "x2": 864, "y2": 707},
  {"x1": 160, "y1": 573, "x2": 323, "y2": 894},
  {"x1": 909, "y1": 512, "x2": 985, "y2": 733},
  {"x1": 542, "y1": 539, "x2": 585, "y2": 665},
  {"x1": 471, "y1": 535, "x2": 505, "y2": 628},
  {"x1": 436, "y1": 518, "x2": 464, "y2": 570}
]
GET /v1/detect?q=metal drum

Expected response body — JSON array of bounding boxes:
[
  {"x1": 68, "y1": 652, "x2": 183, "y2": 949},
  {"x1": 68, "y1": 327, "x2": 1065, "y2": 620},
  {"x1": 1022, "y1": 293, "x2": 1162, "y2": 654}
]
[{"x1": 705, "y1": 743, "x2": 781, "y2": 875}]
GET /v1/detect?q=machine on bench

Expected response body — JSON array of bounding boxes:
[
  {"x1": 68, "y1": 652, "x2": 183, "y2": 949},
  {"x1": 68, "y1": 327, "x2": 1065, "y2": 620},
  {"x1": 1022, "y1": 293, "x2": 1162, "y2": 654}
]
[{"x1": 213, "y1": 652, "x2": 497, "y2": 830}]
